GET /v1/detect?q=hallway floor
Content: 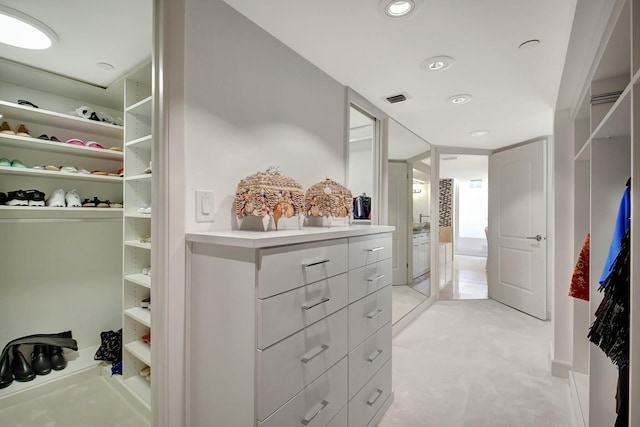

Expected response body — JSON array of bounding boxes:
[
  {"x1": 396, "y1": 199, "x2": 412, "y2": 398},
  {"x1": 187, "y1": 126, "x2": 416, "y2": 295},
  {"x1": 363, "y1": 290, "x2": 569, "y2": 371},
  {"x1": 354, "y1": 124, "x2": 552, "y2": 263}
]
[
  {"x1": 439, "y1": 255, "x2": 488, "y2": 300},
  {"x1": 379, "y1": 299, "x2": 574, "y2": 427}
]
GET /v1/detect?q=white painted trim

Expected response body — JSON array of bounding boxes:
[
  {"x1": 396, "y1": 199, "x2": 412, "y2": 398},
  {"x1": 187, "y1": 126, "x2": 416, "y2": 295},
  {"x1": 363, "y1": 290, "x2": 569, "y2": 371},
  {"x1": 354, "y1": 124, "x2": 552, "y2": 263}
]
[
  {"x1": 569, "y1": 371, "x2": 587, "y2": 427},
  {"x1": 552, "y1": 359, "x2": 572, "y2": 378}
]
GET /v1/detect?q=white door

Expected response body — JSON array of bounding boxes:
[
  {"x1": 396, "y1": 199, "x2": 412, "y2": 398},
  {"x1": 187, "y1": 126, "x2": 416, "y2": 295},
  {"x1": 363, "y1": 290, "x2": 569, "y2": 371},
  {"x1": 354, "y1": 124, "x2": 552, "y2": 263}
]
[
  {"x1": 388, "y1": 162, "x2": 409, "y2": 285},
  {"x1": 488, "y1": 139, "x2": 547, "y2": 319}
]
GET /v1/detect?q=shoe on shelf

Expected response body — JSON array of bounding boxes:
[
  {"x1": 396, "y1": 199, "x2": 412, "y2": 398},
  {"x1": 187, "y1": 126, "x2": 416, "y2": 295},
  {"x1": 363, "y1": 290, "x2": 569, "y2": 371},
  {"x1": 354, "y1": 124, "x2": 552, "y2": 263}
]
[
  {"x1": 86, "y1": 141, "x2": 104, "y2": 149},
  {"x1": 143, "y1": 161, "x2": 152, "y2": 174},
  {"x1": 6, "y1": 190, "x2": 28, "y2": 206},
  {"x1": 11, "y1": 346, "x2": 35, "y2": 382},
  {"x1": 65, "y1": 190, "x2": 82, "y2": 208},
  {"x1": 17, "y1": 99, "x2": 38, "y2": 108},
  {"x1": 0, "y1": 158, "x2": 10, "y2": 167},
  {"x1": 0, "y1": 350, "x2": 13, "y2": 389},
  {"x1": 0, "y1": 192, "x2": 6, "y2": 205},
  {"x1": 137, "y1": 205, "x2": 151, "y2": 215},
  {"x1": 140, "y1": 235, "x2": 151, "y2": 244},
  {"x1": 60, "y1": 166, "x2": 78, "y2": 173},
  {"x1": 77, "y1": 168, "x2": 91, "y2": 174},
  {"x1": 140, "y1": 297, "x2": 150, "y2": 310},
  {"x1": 74, "y1": 106, "x2": 92, "y2": 119},
  {"x1": 81, "y1": 198, "x2": 96, "y2": 208},
  {"x1": 10, "y1": 159, "x2": 26, "y2": 168},
  {"x1": 48, "y1": 346, "x2": 67, "y2": 371},
  {"x1": 0, "y1": 121, "x2": 14, "y2": 135},
  {"x1": 46, "y1": 189, "x2": 66, "y2": 207},
  {"x1": 44, "y1": 165, "x2": 60, "y2": 172},
  {"x1": 142, "y1": 266, "x2": 151, "y2": 276},
  {"x1": 108, "y1": 146, "x2": 123, "y2": 152},
  {"x1": 89, "y1": 112, "x2": 100, "y2": 122},
  {"x1": 15, "y1": 124, "x2": 30, "y2": 137},
  {"x1": 109, "y1": 201, "x2": 123, "y2": 208},
  {"x1": 26, "y1": 190, "x2": 45, "y2": 207},
  {"x1": 96, "y1": 199, "x2": 110, "y2": 208},
  {"x1": 31, "y1": 345, "x2": 51, "y2": 376}
]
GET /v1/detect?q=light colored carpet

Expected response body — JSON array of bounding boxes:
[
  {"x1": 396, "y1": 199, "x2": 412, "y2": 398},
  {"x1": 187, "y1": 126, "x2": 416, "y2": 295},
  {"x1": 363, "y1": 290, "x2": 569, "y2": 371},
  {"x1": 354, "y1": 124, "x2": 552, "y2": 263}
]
[
  {"x1": 379, "y1": 300, "x2": 575, "y2": 427},
  {"x1": 0, "y1": 376, "x2": 150, "y2": 427}
]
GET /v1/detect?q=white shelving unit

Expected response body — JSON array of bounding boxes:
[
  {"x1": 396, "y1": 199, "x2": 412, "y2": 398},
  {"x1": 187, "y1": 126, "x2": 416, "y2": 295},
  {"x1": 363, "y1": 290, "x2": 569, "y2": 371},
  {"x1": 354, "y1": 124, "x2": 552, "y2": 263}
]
[
  {"x1": 569, "y1": 0, "x2": 639, "y2": 425},
  {"x1": 122, "y1": 62, "x2": 153, "y2": 408}
]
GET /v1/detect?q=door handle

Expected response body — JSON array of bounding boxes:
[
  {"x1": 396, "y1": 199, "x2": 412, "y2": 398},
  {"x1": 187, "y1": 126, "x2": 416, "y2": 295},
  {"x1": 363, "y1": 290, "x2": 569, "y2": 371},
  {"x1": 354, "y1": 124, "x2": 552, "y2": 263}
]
[{"x1": 526, "y1": 235, "x2": 542, "y2": 242}]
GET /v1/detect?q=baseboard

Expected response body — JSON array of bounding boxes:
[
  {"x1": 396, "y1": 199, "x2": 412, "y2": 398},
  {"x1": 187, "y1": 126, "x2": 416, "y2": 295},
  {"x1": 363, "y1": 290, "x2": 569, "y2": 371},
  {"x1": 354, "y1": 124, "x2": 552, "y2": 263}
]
[
  {"x1": 552, "y1": 359, "x2": 572, "y2": 378},
  {"x1": 392, "y1": 296, "x2": 435, "y2": 337},
  {"x1": 101, "y1": 366, "x2": 152, "y2": 417}
]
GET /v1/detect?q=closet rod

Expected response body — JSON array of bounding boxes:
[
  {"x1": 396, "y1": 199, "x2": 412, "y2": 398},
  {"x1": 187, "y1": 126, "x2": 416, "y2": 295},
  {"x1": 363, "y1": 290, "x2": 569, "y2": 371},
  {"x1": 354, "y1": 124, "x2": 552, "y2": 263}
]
[{"x1": 0, "y1": 218, "x2": 122, "y2": 224}]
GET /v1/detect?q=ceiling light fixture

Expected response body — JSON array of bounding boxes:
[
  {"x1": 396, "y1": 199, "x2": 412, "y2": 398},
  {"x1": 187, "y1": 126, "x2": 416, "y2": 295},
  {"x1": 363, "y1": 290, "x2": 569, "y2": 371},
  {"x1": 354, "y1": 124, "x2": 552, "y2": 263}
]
[
  {"x1": 447, "y1": 94, "x2": 472, "y2": 105},
  {"x1": 0, "y1": 5, "x2": 57, "y2": 50},
  {"x1": 379, "y1": 0, "x2": 418, "y2": 18},
  {"x1": 519, "y1": 39, "x2": 541, "y2": 50},
  {"x1": 421, "y1": 55, "x2": 454, "y2": 72},
  {"x1": 470, "y1": 130, "x2": 489, "y2": 137},
  {"x1": 96, "y1": 62, "x2": 115, "y2": 70}
]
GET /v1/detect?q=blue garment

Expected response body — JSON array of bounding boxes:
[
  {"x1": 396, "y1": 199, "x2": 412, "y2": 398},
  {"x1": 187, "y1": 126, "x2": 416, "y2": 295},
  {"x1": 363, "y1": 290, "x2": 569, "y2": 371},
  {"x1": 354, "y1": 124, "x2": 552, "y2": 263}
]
[{"x1": 599, "y1": 186, "x2": 631, "y2": 284}]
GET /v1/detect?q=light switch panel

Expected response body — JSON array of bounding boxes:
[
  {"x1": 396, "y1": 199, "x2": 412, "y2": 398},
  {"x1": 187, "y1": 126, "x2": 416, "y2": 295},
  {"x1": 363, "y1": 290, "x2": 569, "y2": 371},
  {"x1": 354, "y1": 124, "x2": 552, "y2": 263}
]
[{"x1": 196, "y1": 190, "x2": 214, "y2": 222}]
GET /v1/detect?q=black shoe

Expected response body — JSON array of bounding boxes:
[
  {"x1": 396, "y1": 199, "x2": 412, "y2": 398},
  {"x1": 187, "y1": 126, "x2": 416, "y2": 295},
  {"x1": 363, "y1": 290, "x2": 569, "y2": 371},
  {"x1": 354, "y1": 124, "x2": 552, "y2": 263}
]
[
  {"x1": 0, "y1": 192, "x2": 7, "y2": 205},
  {"x1": 0, "y1": 351, "x2": 13, "y2": 389},
  {"x1": 6, "y1": 190, "x2": 28, "y2": 206},
  {"x1": 49, "y1": 346, "x2": 67, "y2": 371},
  {"x1": 31, "y1": 345, "x2": 51, "y2": 375},
  {"x1": 26, "y1": 190, "x2": 45, "y2": 207},
  {"x1": 89, "y1": 112, "x2": 100, "y2": 122},
  {"x1": 11, "y1": 346, "x2": 35, "y2": 382}
]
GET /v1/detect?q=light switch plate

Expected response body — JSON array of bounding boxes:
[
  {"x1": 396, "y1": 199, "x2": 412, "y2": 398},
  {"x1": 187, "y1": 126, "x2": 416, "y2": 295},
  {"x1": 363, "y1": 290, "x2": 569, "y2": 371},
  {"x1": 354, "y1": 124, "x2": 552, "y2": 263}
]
[{"x1": 196, "y1": 190, "x2": 214, "y2": 222}]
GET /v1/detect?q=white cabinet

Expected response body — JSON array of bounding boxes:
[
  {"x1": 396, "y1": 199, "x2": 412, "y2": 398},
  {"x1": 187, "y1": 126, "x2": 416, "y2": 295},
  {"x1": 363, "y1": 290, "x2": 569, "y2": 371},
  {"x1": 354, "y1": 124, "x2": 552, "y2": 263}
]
[
  {"x1": 412, "y1": 232, "x2": 430, "y2": 279},
  {"x1": 187, "y1": 226, "x2": 394, "y2": 427}
]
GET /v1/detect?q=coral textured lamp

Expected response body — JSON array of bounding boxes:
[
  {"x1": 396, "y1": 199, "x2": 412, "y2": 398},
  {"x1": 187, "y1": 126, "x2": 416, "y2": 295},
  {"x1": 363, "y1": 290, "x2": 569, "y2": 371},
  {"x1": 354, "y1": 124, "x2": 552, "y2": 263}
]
[{"x1": 0, "y1": 5, "x2": 57, "y2": 50}]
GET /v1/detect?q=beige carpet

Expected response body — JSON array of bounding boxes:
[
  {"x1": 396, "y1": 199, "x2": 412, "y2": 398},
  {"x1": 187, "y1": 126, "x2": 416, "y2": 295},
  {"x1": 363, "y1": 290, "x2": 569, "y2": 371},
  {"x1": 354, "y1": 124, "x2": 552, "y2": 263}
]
[{"x1": 379, "y1": 300, "x2": 575, "y2": 427}]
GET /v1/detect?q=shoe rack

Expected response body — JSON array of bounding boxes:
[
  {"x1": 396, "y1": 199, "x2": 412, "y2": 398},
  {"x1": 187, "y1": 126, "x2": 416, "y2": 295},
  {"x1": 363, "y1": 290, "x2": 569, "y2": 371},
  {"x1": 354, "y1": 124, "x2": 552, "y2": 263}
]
[{"x1": 122, "y1": 61, "x2": 153, "y2": 406}]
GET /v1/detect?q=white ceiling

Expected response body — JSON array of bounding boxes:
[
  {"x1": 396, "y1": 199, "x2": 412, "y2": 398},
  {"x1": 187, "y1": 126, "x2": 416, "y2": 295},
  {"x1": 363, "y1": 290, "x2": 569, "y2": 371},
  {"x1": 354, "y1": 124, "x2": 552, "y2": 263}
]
[
  {"x1": 438, "y1": 155, "x2": 488, "y2": 181},
  {"x1": 223, "y1": 0, "x2": 576, "y2": 150},
  {"x1": 0, "y1": 0, "x2": 152, "y2": 88}
]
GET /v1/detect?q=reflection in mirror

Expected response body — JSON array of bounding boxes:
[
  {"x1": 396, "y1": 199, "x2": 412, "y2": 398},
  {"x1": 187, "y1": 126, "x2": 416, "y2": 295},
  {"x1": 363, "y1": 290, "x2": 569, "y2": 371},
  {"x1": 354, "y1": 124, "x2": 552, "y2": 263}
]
[
  {"x1": 411, "y1": 159, "x2": 431, "y2": 298},
  {"x1": 348, "y1": 105, "x2": 376, "y2": 223}
]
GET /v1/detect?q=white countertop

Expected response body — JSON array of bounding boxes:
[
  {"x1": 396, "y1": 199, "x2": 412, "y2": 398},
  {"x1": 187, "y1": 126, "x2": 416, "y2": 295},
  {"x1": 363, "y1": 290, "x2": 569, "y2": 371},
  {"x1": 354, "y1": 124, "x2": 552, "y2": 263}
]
[{"x1": 186, "y1": 225, "x2": 395, "y2": 248}]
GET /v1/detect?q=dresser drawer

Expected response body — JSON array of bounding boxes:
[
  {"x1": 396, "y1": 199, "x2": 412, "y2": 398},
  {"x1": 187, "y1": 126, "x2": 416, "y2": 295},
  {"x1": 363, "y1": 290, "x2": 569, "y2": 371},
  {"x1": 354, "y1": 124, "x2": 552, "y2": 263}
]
[
  {"x1": 258, "y1": 273, "x2": 348, "y2": 349},
  {"x1": 259, "y1": 357, "x2": 348, "y2": 427},
  {"x1": 348, "y1": 322, "x2": 392, "y2": 399},
  {"x1": 258, "y1": 239, "x2": 348, "y2": 298},
  {"x1": 348, "y1": 285, "x2": 392, "y2": 351},
  {"x1": 348, "y1": 359, "x2": 392, "y2": 427},
  {"x1": 348, "y1": 258, "x2": 392, "y2": 303},
  {"x1": 348, "y1": 234, "x2": 392, "y2": 269},
  {"x1": 257, "y1": 308, "x2": 348, "y2": 421},
  {"x1": 326, "y1": 404, "x2": 347, "y2": 427}
]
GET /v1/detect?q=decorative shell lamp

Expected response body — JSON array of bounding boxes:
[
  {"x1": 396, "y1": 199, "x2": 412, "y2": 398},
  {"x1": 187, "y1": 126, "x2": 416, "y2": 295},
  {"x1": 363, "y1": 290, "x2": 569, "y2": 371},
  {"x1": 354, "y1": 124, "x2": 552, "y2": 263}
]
[
  {"x1": 304, "y1": 178, "x2": 353, "y2": 227},
  {"x1": 234, "y1": 167, "x2": 305, "y2": 231}
]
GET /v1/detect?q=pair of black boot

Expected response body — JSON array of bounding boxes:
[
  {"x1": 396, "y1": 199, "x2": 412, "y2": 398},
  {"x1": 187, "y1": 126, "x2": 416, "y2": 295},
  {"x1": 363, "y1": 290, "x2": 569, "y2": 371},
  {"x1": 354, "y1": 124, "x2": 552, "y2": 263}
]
[{"x1": 0, "y1": 331, "x2": 78, "y2": 389}]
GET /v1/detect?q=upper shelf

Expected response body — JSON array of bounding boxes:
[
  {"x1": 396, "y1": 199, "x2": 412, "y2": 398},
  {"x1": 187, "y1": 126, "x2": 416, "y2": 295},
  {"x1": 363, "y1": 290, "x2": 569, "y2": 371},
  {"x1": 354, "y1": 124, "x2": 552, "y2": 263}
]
[
  {"x1": 126, "y1": 96, "x2": 152, "y2": 117},
  {"x1": 0, "y1": 133, "x2": 123, "y2": 160},
  {"x1": 0, "y1": 165, "x2": 123, "y2": 183},
  {"x1": 591, "y1": 88, "x2": 631, "y2": 140},
  {"x1": 0, "y1": 100, "x2": 123, "y2": 139}
]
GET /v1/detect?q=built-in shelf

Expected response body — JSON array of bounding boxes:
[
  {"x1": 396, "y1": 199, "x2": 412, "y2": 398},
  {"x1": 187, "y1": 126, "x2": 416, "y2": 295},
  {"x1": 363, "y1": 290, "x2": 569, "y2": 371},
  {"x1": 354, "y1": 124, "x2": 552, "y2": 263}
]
[
  {"x1": 0, "y1": 206, "x2": 123, "y2": 220},
  {"x1": 125, "y1": 273, "x2": 151, "y2": 288},
  {"x1": 0, "y1": 100, "x2": 123, "y2": 139},
  {"x1": 125, "y1": 307, "x2": 151, "y2": 327},
  {"x1": 0, "y1": 134, "x2": 123, "y2": 160},
  {"x1": 0, "y1": 166, "x2": 123, "y2": 182},
  {"x1": 126, "y1": 135, "x2": 152, "y2": 149},
  {"x1": 124, "y1": 374, "x2": 151, "y2": 406},
  {"x1": 125, "y1": 174, "x2": 152, "y2": 182},
  {"x1": 125, "y1": 240, "x2": 152, "y2": 250},
  {"x1": 591, "y1": 87, "x2": 631, "y2": 140},
  {"x1": 574, "y1": 139, "x2": 591, "y2": 162},
  {"x1": 125, "y1": 213, "x2": 153, "y2": 219},
  {"x1": 125, "y1": 96, "x2": 152, "y2": 116},
  {"x1": 125, "y1": 340, "x2": 151, "y2": 366}
]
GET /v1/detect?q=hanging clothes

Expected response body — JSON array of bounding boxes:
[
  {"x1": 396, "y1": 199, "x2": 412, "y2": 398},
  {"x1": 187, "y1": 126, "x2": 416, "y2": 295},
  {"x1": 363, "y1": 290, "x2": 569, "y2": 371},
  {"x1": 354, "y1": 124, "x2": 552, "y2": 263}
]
[
  {"x1": 599, "y1": 182, "x2": 630, "y2": 285},
  {"x1": 569, "y1": 233, "x2": 590, "y2": 301},
  {"x1": 353, "y1": 194, "x2": 371, "y2": 219}
]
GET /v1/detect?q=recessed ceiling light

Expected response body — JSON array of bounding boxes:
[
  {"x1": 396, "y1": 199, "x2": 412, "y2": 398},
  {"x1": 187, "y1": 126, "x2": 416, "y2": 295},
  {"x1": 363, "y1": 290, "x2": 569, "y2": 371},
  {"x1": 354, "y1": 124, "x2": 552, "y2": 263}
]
[
  {"x1": 379, "y1": 0, "x2": 418, "y2": 18},
  {"x1": 421, "y1": 55, "x2": 454, "y2": 72},
  {"x1": 447, "y1": 94, "x2": 472, "y2": 105},
  {"x1": 0, "y1": 5, "x2": 57, "y2": 50},
  {"x1": 470, "y1": 130, "x2": 489, "y2": 137},
  {"x1": 96, "y1": 62, "x2": 115, "y2": 70},
  {"x1": 519, "y1": 39, "x2": 541, "y2": 50}
]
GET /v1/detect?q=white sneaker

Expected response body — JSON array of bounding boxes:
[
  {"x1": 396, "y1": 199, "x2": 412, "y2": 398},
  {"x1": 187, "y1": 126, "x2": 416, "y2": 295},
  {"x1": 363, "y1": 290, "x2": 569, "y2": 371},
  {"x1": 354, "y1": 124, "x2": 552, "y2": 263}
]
[
  {"x1": 46, "y1": 189, "x2": 66, "y2": 207},
  {"x1": 65, "y1": 189, "x2": 82, "y2": 207}
]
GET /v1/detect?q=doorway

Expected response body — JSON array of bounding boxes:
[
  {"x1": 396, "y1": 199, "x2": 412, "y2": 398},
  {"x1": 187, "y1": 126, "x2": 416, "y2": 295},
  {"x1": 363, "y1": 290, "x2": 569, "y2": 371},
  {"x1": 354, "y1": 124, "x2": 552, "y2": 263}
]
[{"x1": 438, "y1": 155, "x2": 488, "y2": 300}]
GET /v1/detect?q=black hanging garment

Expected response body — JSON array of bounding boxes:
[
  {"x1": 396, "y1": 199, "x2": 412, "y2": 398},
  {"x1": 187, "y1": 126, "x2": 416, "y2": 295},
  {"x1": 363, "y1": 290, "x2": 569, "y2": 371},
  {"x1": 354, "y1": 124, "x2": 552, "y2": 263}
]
[{"x1": 353, "y1": 194, "x2": 371, "y2": 219}]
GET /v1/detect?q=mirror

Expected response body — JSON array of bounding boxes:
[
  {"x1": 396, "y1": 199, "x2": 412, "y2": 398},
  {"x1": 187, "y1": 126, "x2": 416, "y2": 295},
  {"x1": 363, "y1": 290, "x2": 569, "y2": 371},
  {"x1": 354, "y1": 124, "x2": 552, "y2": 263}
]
[{"x1": 348, "y1": 105, "x2": 377, "y2": 223}]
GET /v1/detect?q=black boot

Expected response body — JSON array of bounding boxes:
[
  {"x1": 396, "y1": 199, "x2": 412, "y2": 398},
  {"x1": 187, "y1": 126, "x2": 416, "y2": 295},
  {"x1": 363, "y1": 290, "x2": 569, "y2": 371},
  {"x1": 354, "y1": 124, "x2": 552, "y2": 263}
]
[
  {"x1": 49, "y1": 346, "x2": 67, "y2": 371},
  {"x1": 0, "y1": 350, "x2": 13, "y2": 389},
  {"x1": 31, "y1": 345, "x2": 51, "y2": 376},
  {"x1": 11, "y1": 346, "x2": 35, "y2": 382}
]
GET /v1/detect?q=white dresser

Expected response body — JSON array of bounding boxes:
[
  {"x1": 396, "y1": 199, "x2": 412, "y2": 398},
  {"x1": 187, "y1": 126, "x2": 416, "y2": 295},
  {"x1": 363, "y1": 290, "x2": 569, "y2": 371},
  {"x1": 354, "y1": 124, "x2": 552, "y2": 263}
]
[{"x1": 186, "y1": 225, "x2": 394, "y2": 427}]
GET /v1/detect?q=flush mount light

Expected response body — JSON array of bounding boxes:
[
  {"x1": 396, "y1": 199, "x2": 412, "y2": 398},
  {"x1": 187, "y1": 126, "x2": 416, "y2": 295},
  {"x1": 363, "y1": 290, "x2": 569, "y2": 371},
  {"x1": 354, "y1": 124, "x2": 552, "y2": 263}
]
[
  {"x1": 421, "y1": 55, "x2": 454, "y2": 72},
  {"x1": 519, "y1": 39, "x2": 541, "y2": 50},
  {"x1": 96, "y1": 62, "x2": 115, "y2": 70},
  {"x1": 379, "y1": 0, "x2": 419, "y2": 18},
  {"x1": 0, "y1": 5, "x2": 57, "y2": 50},
  {"x1": 470, "y1": 130, "x2": 489, "y2": 137},
  {"x1": 447, "y1": 94, "x2": 472, "y2": 105}
]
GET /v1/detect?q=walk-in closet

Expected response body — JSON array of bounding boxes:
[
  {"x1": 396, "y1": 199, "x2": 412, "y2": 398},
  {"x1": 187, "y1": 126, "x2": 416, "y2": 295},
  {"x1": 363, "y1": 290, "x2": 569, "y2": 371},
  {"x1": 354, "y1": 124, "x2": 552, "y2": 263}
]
[{"x1": 0, "y1": 1, "x2": 153, "y2": 424}]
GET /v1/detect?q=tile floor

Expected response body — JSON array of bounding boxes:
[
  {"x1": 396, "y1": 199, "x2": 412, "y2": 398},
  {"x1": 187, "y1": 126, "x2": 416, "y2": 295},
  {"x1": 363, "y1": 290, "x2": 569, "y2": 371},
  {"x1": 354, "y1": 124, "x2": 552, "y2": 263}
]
[{"x1": 439, "y1": 255, "x2": 488, "y2": 300}]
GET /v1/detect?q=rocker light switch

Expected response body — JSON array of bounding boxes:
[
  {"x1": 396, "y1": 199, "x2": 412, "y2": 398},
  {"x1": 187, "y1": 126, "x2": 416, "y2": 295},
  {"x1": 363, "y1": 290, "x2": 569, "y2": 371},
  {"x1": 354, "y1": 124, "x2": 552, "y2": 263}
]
[{"x1": 196, "y1": 190, "x2": 214, "y2": 222}]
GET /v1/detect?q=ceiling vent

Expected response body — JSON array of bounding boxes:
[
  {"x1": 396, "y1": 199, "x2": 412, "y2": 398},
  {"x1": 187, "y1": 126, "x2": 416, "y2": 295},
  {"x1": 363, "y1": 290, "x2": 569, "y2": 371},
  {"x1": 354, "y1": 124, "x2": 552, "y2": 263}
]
[{"x1": 384, "y1": 92, "x2": 409, "y2": 104}]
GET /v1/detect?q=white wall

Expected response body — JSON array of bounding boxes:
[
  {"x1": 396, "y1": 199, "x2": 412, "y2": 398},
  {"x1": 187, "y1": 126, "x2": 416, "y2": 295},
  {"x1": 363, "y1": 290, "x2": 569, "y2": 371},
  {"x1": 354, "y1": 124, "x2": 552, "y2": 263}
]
[{"x1": 183, "y1": 0, "x2": 347, "y2": 232}]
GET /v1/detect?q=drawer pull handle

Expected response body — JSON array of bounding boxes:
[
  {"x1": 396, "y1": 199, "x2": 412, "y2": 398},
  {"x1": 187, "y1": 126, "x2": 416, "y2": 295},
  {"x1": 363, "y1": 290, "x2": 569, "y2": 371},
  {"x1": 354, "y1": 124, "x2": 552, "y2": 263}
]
[
  {"x1": 302, "y1": 297, "x2": 330, "y2": 310},
  {"x1": 366, "y1": 246, "x2": 385, "y2": 252},
  {"x1": 303, "y1": 259, "x2": 330, "y2": 268},
  {"x1": 367, "y1": 349, "x2": 383, "y2": 362},
  {"x1": 301, "y1": 399, "x2": 329, "y2": 425},
  {"x1": 366, "y1": 308, "x2": 384, "y2": 319},
  {"x1": 367, "y1": 274, "x2": 385, "y2": 282},
  {"x1": 367, "y1": 389, "x2": 384, "y2": 406},
  {"x1": 300, "y1": 344, "x2": 329, "y2": 363}
]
